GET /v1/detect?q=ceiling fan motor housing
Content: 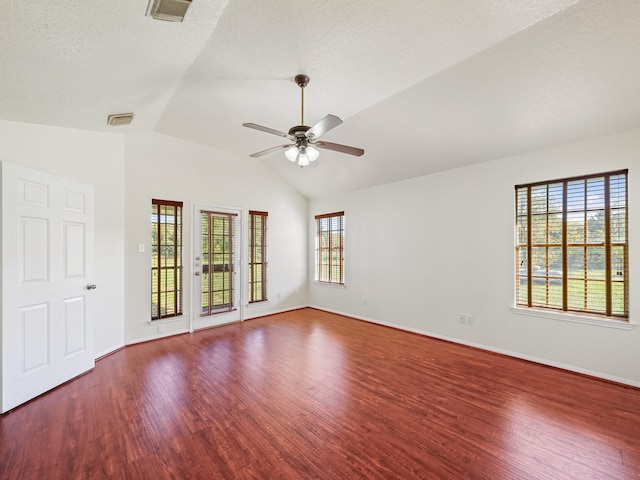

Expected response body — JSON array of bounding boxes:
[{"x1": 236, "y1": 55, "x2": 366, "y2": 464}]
[{"x1": 288, "y1": 125, "x2": 310, "y2": 137}]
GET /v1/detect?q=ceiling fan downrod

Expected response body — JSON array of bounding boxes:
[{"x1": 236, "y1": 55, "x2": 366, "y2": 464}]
[{"x1": 295, "y1": 74, "x2": 309, "y2": 126}]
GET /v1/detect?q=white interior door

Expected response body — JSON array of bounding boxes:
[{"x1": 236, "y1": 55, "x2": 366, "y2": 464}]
[
  {"x1": 1, "y1": 162, "x2": 95, "y2": 413},
  {"x1": 192, "y1": 205, "x2": 241, "y2": 330}
]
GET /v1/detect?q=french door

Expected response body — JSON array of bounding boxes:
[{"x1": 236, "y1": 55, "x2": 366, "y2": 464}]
[{"x1": 192, "y1": 205, "x2": 241, "y2": 330}]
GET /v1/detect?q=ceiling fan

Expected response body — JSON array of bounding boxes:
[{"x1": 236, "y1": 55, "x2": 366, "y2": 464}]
[{"x1": 243, "y1": 74, "x2": 364, "y2": 167}]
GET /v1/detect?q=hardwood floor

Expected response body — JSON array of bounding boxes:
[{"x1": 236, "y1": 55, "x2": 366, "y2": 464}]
[{"x1": 1, "y1": 308, "x2": 640, "y2": 479}]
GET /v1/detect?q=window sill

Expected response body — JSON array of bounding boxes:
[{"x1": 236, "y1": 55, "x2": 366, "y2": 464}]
[
  {"x1": 247, "y1": 300, "x2": 269, "y2": 308},
  {"x1": 313, "y1": 281, "x2": 346, "y2": 289},
  {"x1": 511, "y1": 307, "x2": 634, "y2": 330},
  {"x1": 147, "y1": 315, "x2": 186, "y2": 326}
]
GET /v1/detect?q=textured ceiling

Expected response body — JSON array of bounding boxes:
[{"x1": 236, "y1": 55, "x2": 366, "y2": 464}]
[{"x1": 2, "y1": 0, "x2": 639, "y2": 198}]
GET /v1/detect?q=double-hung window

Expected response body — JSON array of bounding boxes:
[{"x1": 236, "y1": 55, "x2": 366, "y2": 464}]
[
  {"x1": 315, "y1": 211, "x2": 345, "y2": 285},
  {"x1": 515, "y1": 170, "x2": 628, "y2": 319},
  {"x1": 151, "y1": 199, "x2": 183, "y2": 320},
  {"x1": 248, "y1": 210, "x2": 268, "y2": 303}
]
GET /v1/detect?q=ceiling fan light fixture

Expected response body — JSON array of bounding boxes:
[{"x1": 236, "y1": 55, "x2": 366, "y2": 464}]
[
  {"x1": 285, "y1": 146, "x2": 299, "y2": 162},
  {"x1": 297, "y1": 153, "x2": 311, "y2": 167},
  {"x1": 307, "y1": 146, "x2": 320, "y2": 162}
]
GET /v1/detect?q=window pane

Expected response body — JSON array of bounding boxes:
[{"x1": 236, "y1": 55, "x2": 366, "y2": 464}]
[
  {"x1": 611, "y1": 208, "x2": 626, "y2": 243},
  {"x1": 547, "y1": 183, "x2": 563, "y2": 213},
  {"x1": 567, "y1": 279, "x2": 585, "y2": 311},
  {"x1": 567, "y1": 216, "x2": 584, "y2": 244},
  {"x1": 531, "y1": 247, "x2": 547, "y2": 274},
  {"x1": 531, "y1": 214, "x2": 547, "y2": 244},
  {"x1": 586, "y1": 212, "x2": 605, "y2": 243},
  {"x1": 586, "y1": 178, "x2": 605, "y2": 210},
  {"x1": 548, "y1": 214, "x2": 562, "y2": 244},
  {"x1": 586, "y1": 280, "x2": 606, "y2": 313},
  {"x1": 516, "y1": 215, "x2": 528, "y2": 245},
  {"x1": 547, "y1": 281, "x2": 563, "y2": 308},
  {"x1": 516, "y1": 188, "x2": 528, "y2": 216},
  {"x1": 517, "y1": 276, "x2": 528, "y2": 305},
  {"x1": 611, "y1": 281, "x2": 625, "y2": 316},
  {"x1": 611, "y1": 245, "x2": 626, "y2": 279},
  {"x1": 586, "y1": 247, "x2": 605, "y2": 279},
  {"x1": 516, "y1": 247, "x2": 527, "y2": 274},
  {"x1": 610, "y1": 174, "x2": 626, "y2": 208},
  {"x1": 548, "y1": 246, "x2": 562, "y2": 273},
  {"x1": 567, "y1": 247, "x2": 584, "y2": 278},
  {"x1": 567, "y1": 180, "x2": 585, "y2": 212}
]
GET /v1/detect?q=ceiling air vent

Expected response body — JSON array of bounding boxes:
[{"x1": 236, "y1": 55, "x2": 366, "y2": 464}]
[
  {"x1": 107, "y1": 113, "x2": 135, "y2": 127},
  {"x1": 147, "y1": 0, "x2": 192, "y2": 22}
]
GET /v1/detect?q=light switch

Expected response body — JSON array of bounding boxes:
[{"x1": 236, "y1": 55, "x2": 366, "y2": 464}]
[{"x1": 138, "y1": 243, "x2": 145, "y2": 253}]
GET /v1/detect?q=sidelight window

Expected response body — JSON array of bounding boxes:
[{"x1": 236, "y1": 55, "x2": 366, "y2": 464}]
[
  {"x1": 248, "y1": 211, "x2": 268, "y2": 303},
  {"x1": 151, "y1": 199, "x2": 183, "y2": 320}
]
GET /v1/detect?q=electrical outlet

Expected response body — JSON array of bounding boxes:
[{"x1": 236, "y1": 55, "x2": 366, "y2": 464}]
[
  {"x1": 363, "y1": 297, "x2": 368, "y2": 306},
  {"x1": 158, "y1": 324, "x2": 166, "y2": 333},
  {"x1": 467, "y1": 315, "x2": 474, "y2": 325},
  {"x1": 458, "y1": 314, "x2": 466, "y2": 324}
]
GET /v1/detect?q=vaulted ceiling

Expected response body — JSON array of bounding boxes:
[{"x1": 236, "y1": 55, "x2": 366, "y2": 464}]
[{"x1": 2, "y1": 0, "x2": 639, "y2": 198}]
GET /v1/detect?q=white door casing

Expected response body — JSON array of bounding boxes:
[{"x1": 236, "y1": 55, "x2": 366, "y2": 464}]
[
  {"x1": 191, "y1": 204, "x2": 242, "y2": 331},
  {"x1": 1, "y1": 162, "x2": 95, "y2": 413}
]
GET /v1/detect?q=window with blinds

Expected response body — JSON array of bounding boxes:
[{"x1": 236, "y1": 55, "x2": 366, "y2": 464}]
[
  {"x1": 515, "y1": 170, "x2": 628, "y2": 319},
  {"x1": 248, "y1": 211, "x2": 268, "y2": 303},
  {"x1": 151, "y1": 199, "x2": 183, "y2": 320},
  {"x1": 315, "y1": 211, "x2": 345, "y2": 285}
]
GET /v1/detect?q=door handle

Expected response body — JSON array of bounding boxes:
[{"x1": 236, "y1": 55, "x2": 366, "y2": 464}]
[
  {"x1": 195, "y1": 271, "x2": 201, "y2": 276},
  {"x1": 86, "y1": 284, "x2": 97, "y2": 290}
]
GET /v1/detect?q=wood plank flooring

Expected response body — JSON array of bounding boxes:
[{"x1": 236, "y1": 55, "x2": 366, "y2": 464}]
[{"x1": 1, "y1": 308, "x2": 640, "y2": 479}]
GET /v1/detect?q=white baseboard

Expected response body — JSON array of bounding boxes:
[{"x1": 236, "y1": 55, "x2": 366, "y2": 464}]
[
  {"x1": 125, "y1": 328, "x2": 190, "y2": 346},
  {"x1": 309, "y1": 305, "x2": 640, "y2": 389},
  {"x1": 94, "y1": 343, "x2": 125, "y2": 360},
  {"x1": 243, "y1": 304, "x2": 308, "y2": 320}
]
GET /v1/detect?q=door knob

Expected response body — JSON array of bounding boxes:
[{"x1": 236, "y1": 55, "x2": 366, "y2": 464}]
[
  {"x1": 86, "y1": 284, "x2": 97, "y2": 290},
  {"x1": 195, "y1": 271, "x2": 201, "y2": 276}
]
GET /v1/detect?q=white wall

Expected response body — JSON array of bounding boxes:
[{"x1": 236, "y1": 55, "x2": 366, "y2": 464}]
[
  {"x1": 309, "y1": 128, "x2": 640, "y2": 386},
  {"x1": 124, "y1": 132, "x2": 308, "y2": 343},
  {"x1": 0, "y1": 120, "x2": 126, "y2": 357}
]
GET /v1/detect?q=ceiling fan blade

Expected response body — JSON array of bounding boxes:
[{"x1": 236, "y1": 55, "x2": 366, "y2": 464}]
[
  {"x1": 315, "y1": 141, "x2": 364, "y2": 157},
  {"x1": 305, "y1": 114, "x2": 343, "y2": 139},
  {"x1": 243, "y1": 123, "x2": 295, "y2": 140},
  {"x1": 249, "y1": 144, "x2": 292, "y2": 158}
]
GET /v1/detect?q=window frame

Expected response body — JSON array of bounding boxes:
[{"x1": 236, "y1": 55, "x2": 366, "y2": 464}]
[
  {"x1": 248, "y1": 210, "x2": 268, "y2": 304},
  {"x1": 151, "y1": 199, "x2": 184, "y2": 321},
  {"x1": 515, "y1": 170, "x2": 628, "y2": 320},
  {"x1": 315, "y1": 211, "x2": 345, "y2": 285}
]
